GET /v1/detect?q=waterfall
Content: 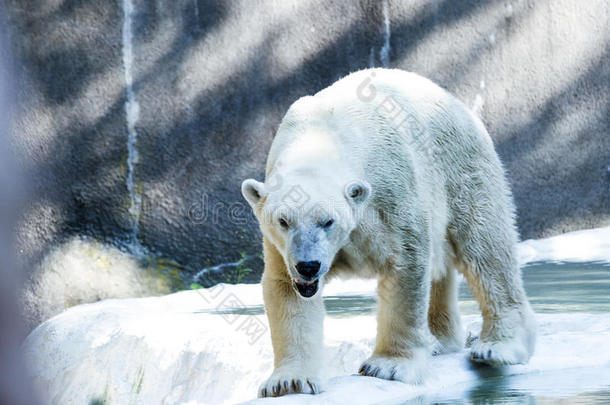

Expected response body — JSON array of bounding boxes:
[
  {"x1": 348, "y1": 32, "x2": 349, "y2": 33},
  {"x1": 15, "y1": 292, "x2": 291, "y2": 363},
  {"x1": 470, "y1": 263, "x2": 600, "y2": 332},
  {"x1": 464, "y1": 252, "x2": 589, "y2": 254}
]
[
  {"x1": 122, "y1": 0, "x2": 143, "y2": 251},
  {"x1": 193, "y1": 0, "x2": 200, "y2": 26},
  {"x1": 379, "y1": 0, "x2": 391, "y2": 68},
  {"x1": 370, "y1": 0, "x2": 391, "y2": 68},
  {"x1": 471, "y1": 80, "x2": 485, "y2": 117}
]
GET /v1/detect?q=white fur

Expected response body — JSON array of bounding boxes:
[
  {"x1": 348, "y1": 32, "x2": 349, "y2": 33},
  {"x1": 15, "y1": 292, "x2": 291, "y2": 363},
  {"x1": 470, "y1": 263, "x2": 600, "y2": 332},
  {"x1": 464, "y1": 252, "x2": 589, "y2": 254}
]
[{"x1": 242, "y1": 68, "x2": 537, "y2": 397}]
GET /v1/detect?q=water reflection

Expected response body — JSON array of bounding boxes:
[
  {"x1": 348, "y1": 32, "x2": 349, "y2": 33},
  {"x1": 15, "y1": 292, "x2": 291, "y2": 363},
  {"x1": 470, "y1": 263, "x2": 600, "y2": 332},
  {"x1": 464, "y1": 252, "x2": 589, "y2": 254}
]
[
  {"x1": 200, "y1": 261, "x2": 610, "y2": 317},
  {"x1": 324, "y1": 260, "x2": 610, "y2": 317},
  {"x1": 428, "y1": 366, "x2": 610, "y2": 404},
  {"x1": 460, "y1": 261, "x2": 610, "y2": 315}
]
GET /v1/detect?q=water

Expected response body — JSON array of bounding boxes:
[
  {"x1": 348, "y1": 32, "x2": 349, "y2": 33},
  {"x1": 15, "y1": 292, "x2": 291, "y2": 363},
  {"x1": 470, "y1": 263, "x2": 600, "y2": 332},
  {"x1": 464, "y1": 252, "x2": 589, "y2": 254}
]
[
  {"x1": 324, "y1": 260, "x2": 610, "y2": 404},
  {"x1": 434, "y1": 260, "x2": 610, "y2": 404},
  {"x1": 202, "y1": 260, "x2": 610, "y2": 317},
  {"x1": 369, "y1": 0, "x2": 391, "y2": 68},
  {"x1": 471, "y1": 80, "x2": 485, "y2": 117},
  {"x1": 121, "y1": 0, "x2": 143, "y2": 251},
  {"x1": 428, "y1": 367, "x2": 610, "y2": 404},
  {"x1": 205, "y1": 260, "x2": 610, "y2": 403},
  {"x1": 379, "y1": 0, "x2": 391, "y2": 68},
  {"x1": 460, "y1": 260, "x2": 610, "y2": 315},
  {"x1": 322, "y1": 260, "x2": 610, "y2": 317}
]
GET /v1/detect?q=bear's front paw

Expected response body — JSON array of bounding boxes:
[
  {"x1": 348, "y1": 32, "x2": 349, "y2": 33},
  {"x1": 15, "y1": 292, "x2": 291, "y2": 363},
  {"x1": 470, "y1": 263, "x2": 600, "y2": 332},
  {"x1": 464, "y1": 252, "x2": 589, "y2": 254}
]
[
  {"x1": 359, "y1": 352, "x2": 429, "y2": 384},
  {"x1": 258, "y1": 367, "x2": 325, "y2": 398}
]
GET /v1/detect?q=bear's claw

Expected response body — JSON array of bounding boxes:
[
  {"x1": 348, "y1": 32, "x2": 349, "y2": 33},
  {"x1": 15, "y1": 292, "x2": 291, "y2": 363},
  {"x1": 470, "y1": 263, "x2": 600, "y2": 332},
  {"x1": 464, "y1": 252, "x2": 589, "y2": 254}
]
[
  {"x1": 358, "y1": 353, "x2": 429, "y2": 384},
  {"x1": 469, "y1": 336, "x2": 532, "y2": 366},
  {"x1": 258, "y1": 373, "x2": 324, "y2": 397}
]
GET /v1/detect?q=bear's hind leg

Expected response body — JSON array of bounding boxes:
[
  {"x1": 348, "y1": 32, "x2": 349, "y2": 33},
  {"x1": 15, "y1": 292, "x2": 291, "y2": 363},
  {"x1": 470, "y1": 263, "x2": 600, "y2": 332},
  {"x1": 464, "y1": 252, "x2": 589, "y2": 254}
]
[
  {"x1": 453, "y1": 234, "x2": 537, "y2": 366},
  {"x1": 428, "y1": 268, "x2": 464, "y2": 354}
]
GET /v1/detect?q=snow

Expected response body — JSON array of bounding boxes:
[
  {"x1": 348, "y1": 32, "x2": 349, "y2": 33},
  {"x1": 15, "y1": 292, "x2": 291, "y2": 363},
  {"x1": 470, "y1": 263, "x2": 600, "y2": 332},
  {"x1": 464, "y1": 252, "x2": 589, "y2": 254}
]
[
  {"x1": 518, "y1": 226, "x2": 610, "y2": 264},
  {"x1": 23, "y1": 296, "x2": 610, "y2": 405},
  {"x1": 23, "y1": 227, "x2": 610, "y2": 404}
]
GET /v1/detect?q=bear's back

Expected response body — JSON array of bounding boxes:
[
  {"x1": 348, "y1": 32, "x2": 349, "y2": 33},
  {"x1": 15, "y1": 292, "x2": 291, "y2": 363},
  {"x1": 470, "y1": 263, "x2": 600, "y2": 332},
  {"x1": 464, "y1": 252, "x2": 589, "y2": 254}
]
[{"x1": 267, "y1": 68, "x2": 498, "y2": 197}]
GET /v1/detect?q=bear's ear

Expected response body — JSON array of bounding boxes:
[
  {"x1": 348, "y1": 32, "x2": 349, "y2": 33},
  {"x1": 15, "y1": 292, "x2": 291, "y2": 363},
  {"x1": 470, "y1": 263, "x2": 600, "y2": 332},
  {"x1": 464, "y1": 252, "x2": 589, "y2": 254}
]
[
  {"x1": 241, "y1": 179, "x2": 267, "y2": 208},
  {"x1": 344, "y1": 180, "x2": 371, "y2": 205}
]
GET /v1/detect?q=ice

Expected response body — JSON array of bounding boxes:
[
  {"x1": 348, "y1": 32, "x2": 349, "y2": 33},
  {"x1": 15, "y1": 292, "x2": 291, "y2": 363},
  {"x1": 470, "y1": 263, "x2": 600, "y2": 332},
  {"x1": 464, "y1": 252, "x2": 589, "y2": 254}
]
[
  {"x1": 518, "y1": 226, "x2": 610, "y2": 264},
  {"x1": 22, "y1": 227, "x2": 610, "y2": 404},
  {"x1": 23, "y1": 290, "x2": 610, "y2": 405}
]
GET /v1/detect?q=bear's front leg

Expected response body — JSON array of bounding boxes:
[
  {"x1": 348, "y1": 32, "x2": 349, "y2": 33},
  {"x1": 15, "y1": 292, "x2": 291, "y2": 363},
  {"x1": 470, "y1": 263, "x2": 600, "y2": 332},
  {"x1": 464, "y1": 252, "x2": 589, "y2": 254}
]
[
  {"x1": 360, "y1": 264, "x2": 434, "y2": 384},
  {"x1": 258, "y1": 240, "x2": 325, "y2": 397}
]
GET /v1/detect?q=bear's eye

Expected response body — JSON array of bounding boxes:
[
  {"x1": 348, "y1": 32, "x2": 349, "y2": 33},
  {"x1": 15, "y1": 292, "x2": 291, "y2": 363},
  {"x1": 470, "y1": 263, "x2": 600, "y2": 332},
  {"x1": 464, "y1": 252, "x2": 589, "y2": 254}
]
[
  {"x1": 349, "y1": 186, "x2": 363, "y2": 199},
  {"x1": 322, "y1": 219, "x2": 334, "y2": 229},
  {"x1": 279, "y1": 217, "x2": 289, "y2": 229}
]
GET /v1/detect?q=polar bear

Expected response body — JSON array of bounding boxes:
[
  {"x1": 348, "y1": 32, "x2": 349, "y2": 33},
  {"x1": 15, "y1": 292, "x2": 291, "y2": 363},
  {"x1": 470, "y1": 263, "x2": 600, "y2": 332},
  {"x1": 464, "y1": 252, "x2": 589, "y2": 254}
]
[{"x1": 241, "y1": 68, "x2": 536, "y2": 397}]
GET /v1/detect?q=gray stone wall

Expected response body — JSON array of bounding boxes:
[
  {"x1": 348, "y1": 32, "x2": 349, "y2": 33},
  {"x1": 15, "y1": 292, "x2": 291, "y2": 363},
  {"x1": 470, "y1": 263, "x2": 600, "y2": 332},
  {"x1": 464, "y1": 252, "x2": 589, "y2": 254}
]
[{"x1": 6, "y1": 0, "x2": 610, "y2": 287}]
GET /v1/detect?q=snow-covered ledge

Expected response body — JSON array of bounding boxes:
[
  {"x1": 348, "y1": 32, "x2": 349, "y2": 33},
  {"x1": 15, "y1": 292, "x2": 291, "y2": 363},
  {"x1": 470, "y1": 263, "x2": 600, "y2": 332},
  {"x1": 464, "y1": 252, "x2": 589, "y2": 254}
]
[
  {"x1": 517, "y1": 226, "x2": 610, "y2": 264},
  {"x1": 23, "y1": 227, "x2": 610, "y2": 404}
]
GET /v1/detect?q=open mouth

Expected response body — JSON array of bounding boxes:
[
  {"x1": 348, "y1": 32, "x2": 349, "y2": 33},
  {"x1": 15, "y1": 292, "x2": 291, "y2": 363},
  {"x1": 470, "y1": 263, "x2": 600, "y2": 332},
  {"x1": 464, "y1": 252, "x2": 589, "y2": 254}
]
[{"x1": 293, "y1": 279, "x2": 319, "y2": 298}]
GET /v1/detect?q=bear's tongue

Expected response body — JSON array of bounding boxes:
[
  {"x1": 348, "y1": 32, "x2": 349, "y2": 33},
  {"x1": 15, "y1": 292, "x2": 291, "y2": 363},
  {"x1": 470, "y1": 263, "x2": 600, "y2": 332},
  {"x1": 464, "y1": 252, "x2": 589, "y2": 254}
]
[{"x1": 294, "y1": 279, "x2": 319, "y2": 298}]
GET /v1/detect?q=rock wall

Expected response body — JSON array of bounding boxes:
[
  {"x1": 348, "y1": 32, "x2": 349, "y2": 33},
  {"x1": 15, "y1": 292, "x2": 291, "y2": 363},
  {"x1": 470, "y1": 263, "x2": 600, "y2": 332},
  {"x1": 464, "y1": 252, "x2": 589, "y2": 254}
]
[{"x1": 5, "y1": 0, "x2": 610, "y2": 307}]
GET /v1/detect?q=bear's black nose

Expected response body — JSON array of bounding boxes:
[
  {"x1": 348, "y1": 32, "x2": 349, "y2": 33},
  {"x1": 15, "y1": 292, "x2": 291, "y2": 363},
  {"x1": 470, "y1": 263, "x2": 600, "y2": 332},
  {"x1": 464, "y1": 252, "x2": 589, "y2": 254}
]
[{"x1": 295, "y1": 261, "x2": 321, "y2": 279}]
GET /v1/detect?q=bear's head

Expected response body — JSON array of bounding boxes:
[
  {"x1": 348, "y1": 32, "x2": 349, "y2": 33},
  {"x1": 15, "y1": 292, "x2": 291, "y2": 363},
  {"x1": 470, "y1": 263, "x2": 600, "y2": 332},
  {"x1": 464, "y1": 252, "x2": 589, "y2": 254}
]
[{"x1": 241, "y1": 174, "x2": 371, "y2": 298}]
